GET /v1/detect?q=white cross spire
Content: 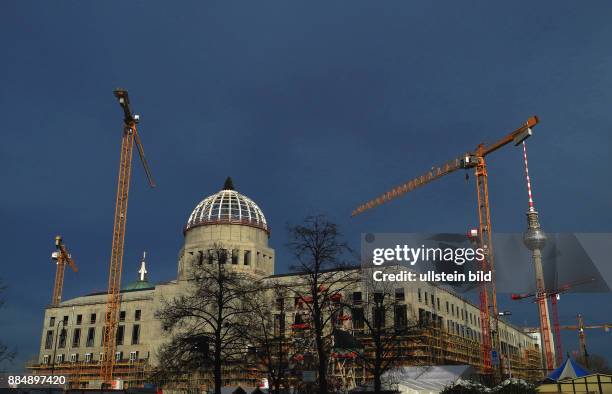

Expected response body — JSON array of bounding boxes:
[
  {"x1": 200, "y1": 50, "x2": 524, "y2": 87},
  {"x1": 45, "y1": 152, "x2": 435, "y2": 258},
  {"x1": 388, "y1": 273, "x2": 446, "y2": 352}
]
[{"x1": 138, "y1": 251, "x2": 148, "y2": 281}]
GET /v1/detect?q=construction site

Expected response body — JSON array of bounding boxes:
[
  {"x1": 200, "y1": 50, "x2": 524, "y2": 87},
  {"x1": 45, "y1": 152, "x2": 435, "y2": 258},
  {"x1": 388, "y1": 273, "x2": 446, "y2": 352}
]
[
  {"x1": 20, "y1": 89, "x2": 610, "y2": 393},
  {"x1": 8, "y1": 82, "x2": 605, "y2": 394}
]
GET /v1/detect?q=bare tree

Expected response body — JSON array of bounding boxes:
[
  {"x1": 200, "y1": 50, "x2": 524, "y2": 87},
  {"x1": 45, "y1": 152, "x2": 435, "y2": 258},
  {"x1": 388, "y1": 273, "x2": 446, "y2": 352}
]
[
  {"x1": 350, "y1": 267, "x2": 418, "y2": 393},
  {"x1": 155, "y1": 244, "x2": 253, "y2": 394},
  {"x1": 285, "y1": 215, "x2": 358, "y2": 394},
  {"x1": 0, "y1": 280, "x2": 16, "y2": 369},
  {"x1": 239, "y1": 282, "x2": 289, "y2": 394}
]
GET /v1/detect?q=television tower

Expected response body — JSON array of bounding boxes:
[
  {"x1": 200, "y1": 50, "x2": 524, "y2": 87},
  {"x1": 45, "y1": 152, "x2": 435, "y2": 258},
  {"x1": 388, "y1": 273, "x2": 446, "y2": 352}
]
[{"x1": 521, "y1": 141, "x2": 556, "y2": 371}]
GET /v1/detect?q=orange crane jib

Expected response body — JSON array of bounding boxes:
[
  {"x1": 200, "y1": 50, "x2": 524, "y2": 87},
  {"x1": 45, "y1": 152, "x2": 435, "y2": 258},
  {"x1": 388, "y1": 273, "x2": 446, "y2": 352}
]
[
  {"x1": 51, "y1": 235, "x2": 77, "y2": 306},
  {"x1": 522, "y1": 314, "x2": 611, "y2": 369},
  {"x1": 351, "y1": 115, "x2": 539, "y2": 375},
  {"x1": 351, "y1": 116, "x2": 538, "y2": 217},
  {"x1": 100, "y1": 89, "x2": 155, "y2": 386}
]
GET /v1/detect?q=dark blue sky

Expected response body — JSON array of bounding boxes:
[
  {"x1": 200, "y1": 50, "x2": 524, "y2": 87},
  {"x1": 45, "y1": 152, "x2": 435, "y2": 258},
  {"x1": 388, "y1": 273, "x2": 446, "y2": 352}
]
[{"x1": 1, "y1": 1, "x2": 611, "y2": 369}]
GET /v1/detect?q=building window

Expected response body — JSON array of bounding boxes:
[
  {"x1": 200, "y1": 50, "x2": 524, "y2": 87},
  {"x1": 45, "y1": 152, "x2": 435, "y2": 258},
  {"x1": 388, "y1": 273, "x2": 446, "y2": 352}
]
[
  {"x1": 49, "y1": 317, "x2": 56, "y2": 327},
  {"x1": 207, "y1": 250, "x2": 214, "y2": 264},
  {"x1": 86, "y1": 328, "x2": 95, "y2": 347},
  {"x1": 70, "y1": 353, "x2": 78, "y2": 363},
  {"x1": 352, "y1": 307, "x2": 364, "y2": 330},
  {"x1": 135, "y1": 310, "x2": 141, "y2": 321},
  {"x1": 56, "y1": 354, "x2": 64, "y2": 363},
  {"x1": 76, "y1": 314, "x2": 82, "y2": 325},
  {"x1": 373, "y1": 292, "x2": 384, "y2": 304},
  {"x1": 424, "y1": 292, "x2": 428, "y2": 305},
  {"x1": 115, "y1": 351, "x2": 123, "y2": 361},
  {"x1": 431, "y1": 294, "x2": 435, "y2": 307},
  {"x1": 373, "y1": 306, "x2": 385, "y2": 328},
  {"x1": 273, "y1": 314, "x2": 285, "y2": 337},
  {"x1": 275, "y1": 297, "x2": 284, "y2": 310},
  {"x1": 72, "y1": 328, "x2": 81, "y2": 347},
  {"x1": 232, "y1": 250, "x2": 239, "y2": 265},
  {"x1": 119, "y1": 311, "x2": 126, "y2": 322},
  {"x1": 395, "y1": 288, "x2": 405, "y2": 301},
  {"x1": 244, "y1": 250, "x2": 251, "y2": 265},
  {"x1": 446, "y1": 301, "x2": 449, "y2": 313},
  {"x1": 219, "y1": 249, "x2": 228, "y2": 264},
  {"x1": 418, "y1": 289, "x2": 422, "y2": 302},
  {"x1": 58, "y1": 329, "x2": 67, "y2": 348},
  {"x1": 43, "y1": 355, "x2": 50, "y2": 365},
  {"x1": 99, "y1": 353, "x2": 105, "y2": 362},
  {"x1": 394, "y1": 304, "x2": 407, "y2": 330},
  {"x1": 352, "y1": 292, "x2": 362, "y2": 304},
  {"x1": 437, "y1": 297, "x2": 440, "y2": 310},
  {"x1": 45, "y1": 330, "x2": 54, "y2": 349},
  {"x1": 129, "y1": 351, "x2": 138, "y2": 362},
  {"x1": 63, "y1": 316, "x2": 69, "y2": 326},
  {"x1": 116, "y1": 325, "x2": 124, "y2": 345},
  {"x1": 85, "y1": 353, "x2": 92, "y2": 363},
  {"x1": 90, "y1": 313, "x2": 96, "y2": 324},
  {"x1": 132, "y1": 324, "x2": 140, "y2": 344},
  {"x1": 418, "y1": 308, "x2": 425, "y2": 325}
]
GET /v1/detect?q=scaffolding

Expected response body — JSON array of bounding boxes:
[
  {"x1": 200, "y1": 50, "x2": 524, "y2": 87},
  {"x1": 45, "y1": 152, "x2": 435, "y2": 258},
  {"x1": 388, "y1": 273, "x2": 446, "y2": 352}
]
[{"x1": 27, "y1": 359, "x2": 150, "y2": 389}]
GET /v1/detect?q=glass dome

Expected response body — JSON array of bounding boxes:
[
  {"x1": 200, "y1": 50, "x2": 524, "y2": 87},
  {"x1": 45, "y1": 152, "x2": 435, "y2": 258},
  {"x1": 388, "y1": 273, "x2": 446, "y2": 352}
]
[{"x1": 185, "y1": 177, "x2": 269, "y2": 234}]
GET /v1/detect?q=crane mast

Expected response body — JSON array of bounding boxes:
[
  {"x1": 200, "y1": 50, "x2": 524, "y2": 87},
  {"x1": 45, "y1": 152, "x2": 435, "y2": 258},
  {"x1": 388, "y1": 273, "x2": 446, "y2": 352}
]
[
  {"x1": 100, "y1": 89, "x2": 155, "y2": 386},
  {"x1": 51, "y1": 235, "x2": 77, "y2": 306},
  {"x1": 522, "y1": 314, "x2": 611, "y2": 369},
  {"x1": 352, "y1": 116, "x2": 538, "y2": 376},
  {"x1": 511, "y1": 277, "x2": 595, "y2": 367}
]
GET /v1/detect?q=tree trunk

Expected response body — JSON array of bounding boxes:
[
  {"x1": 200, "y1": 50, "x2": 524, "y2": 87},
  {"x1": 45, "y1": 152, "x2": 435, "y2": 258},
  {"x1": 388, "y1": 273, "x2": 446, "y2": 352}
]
[
  {"x1": 374, "y1": 338, "x2": 382, "y2": 394},
  {"x1": 214, "y1": 336, "x2": 222, "y2": 394}
]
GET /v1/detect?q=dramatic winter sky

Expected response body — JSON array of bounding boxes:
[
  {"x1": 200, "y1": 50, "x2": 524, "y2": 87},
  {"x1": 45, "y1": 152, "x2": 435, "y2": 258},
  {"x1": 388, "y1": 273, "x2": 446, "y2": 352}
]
[{"x1": 1, "y1": 1, "x2": 611, "y2": 369}]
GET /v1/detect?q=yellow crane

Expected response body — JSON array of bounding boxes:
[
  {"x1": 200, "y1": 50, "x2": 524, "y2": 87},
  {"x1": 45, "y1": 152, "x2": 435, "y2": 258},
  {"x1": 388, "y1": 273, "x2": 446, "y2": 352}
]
[
  {"x1": 50, "y1": 235, "x2": 77, "y2": 306},
  {"x1": 523, "y1": 314, "x2": 611, "y2": 369},
  {"x1": 100, "y1": 89, "x2": 155, "y2": 386}
]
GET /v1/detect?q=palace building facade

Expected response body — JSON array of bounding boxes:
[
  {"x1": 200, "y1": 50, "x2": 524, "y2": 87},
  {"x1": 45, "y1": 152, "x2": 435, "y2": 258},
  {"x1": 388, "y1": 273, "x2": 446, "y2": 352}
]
[{"x1": 29, "y1": 178, "x2": 542, "y2": 389}]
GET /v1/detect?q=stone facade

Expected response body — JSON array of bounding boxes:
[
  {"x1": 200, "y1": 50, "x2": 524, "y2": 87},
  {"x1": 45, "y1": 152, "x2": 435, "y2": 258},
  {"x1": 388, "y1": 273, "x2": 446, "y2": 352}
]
[{"x1": 32, "y1": 181, "x2": 541, "y2": 386}]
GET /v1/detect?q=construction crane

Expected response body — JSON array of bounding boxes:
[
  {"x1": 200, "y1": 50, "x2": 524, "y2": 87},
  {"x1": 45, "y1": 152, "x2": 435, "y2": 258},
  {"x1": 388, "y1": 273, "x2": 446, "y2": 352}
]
[
  {"x1": 352, "y1": 116, "x2": 539, "y2": 375},
  {"x1": 522, "y1": 314, "x2": 611, "y2": 370},
  {"x1": 50, "y1": 235, "x2": 78, "y2": 306},
  {"x1": 100, "y1": 89, "x2": 155, "y2": 386},
  {"x1": 511, "y1": 277, "x2": 595, "y2": 367}
]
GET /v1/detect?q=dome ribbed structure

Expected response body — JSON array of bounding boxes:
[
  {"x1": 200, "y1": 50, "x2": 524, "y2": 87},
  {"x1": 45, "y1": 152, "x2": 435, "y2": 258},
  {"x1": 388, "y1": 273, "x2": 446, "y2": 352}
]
[{"x1": 185, "y1": 177, "x2": 269, "y2": 234}]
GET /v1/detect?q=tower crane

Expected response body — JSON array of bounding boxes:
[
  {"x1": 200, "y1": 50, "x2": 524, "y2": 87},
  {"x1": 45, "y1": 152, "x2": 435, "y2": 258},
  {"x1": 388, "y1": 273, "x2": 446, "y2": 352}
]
[
  {"x1": 352, "y1": 116, "x2": 539, "y2": 374},
  {"x1": 522, "y1": 314, "x2": 611, "y2": 370},
  {"x1": 100, "y1": 89, "x2": 155, "y2": 386},
  {"x1": 511, "y1": 277, "x2": 595, "y2": 367},
  {"x1": 50, "y1": 235, "x2": 78, "y2": 306}
]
